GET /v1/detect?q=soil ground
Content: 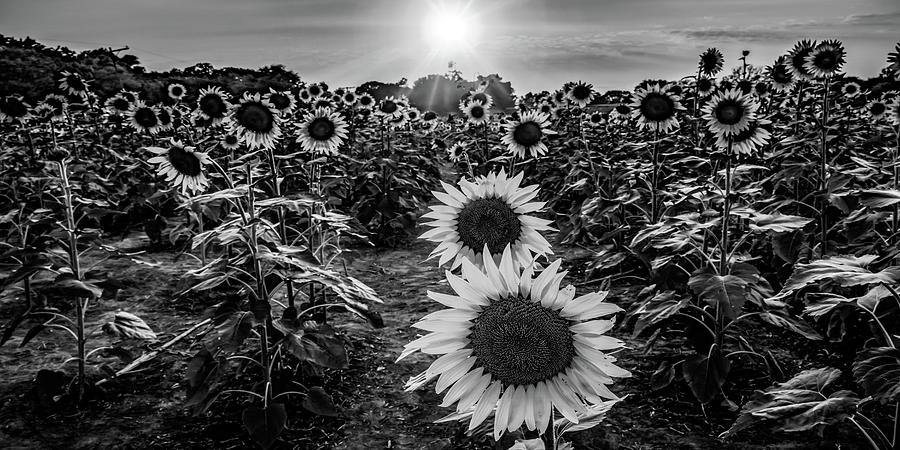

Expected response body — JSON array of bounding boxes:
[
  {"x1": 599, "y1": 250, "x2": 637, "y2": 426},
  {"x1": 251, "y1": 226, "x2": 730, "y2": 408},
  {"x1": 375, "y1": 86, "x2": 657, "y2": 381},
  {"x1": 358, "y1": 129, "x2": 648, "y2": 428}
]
[{"x1": 0, "y1": 230, "x2": 865, "y2": 449}]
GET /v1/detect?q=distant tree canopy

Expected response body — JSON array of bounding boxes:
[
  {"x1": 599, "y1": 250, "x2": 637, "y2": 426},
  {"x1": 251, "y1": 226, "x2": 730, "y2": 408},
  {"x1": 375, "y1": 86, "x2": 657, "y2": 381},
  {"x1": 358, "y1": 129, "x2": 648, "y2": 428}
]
[
  {"x1": 356, "y1": 79, "x2": 411, "y2": 101},
  {"x1": 407, "y1": 73, "x2": 516, "y2": 114}
]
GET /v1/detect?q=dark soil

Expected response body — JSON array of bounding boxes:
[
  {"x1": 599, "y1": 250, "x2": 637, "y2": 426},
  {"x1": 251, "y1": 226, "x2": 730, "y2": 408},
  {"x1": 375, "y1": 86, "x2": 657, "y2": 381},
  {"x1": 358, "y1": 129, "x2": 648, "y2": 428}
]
[{"x1": 0, "y1": 233, "x2": 867, "y2": 449}]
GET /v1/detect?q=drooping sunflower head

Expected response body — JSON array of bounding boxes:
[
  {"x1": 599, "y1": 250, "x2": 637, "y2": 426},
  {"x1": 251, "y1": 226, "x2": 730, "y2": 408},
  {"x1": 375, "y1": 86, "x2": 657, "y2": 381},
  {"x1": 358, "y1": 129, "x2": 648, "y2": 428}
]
[
  {"x1": 699, "y1": 48, "x2": 725, "y2": 76},
  {"x1": 264, "y1": 89, "x2": 295, "y2": 114},
  {"x1": 716, "y1": 119, "x2": 771, "y2": 155},
  {"x1": 106, "y1": 94, "x2": 132, "y2": 115},
  {"x1": 788, "y1": 40, "x2": 817, "y2": 82},
  {"x1": 58, "y1": 71, "x2": 88, "y2": 96},
  {"x1": 501, "y1": 110, "x2": 556, "y2": 159},
  {"x1": 146, "y1": 139, "x2": 211, "y2": 194},
  {"x1": 297, "y1": 107, "x2": 349, "y2": 155},
  {"x1": 767, "y1": 56, "x2": 795, "y2": 92},
  {"x1": 128, "y1": 100, "x2": 160, "y2": 134},
  {"x1": 195, "y1": 86, "x2": 230, "y2": 125},
  {"x1": 566, "y1": 81, "x2": 595, "y2": 108},
  {"x1": 399, "y1": 245, "x2": 629, "y2": 439},
  {"x1": 630, "y1": 83, "x2": 684, "y2": 133},
  {"x1": 701, "y1": 89, "x2": 760, "y2": 137},
  {"x1": 228, "y1": 92, "x2": 281, "y2": 150},
  {"x1": 696, "y1": 78, "x2": 715, "y2": 95},
  {"x1": 420, "y1": 170, "x2": 553, "y2": 269},
  {"x1": 0, "y1": 95, "x2": 33, "y2": 123},
  {"x1": 41, "y1": 94, "x2": 67, "y2": 120},
  {"x1": 804, "y1": 40, "x2": 846, "y2": 79},
  {"x1": 167, "y1": 83, "x2": 186, "y2": 101}
]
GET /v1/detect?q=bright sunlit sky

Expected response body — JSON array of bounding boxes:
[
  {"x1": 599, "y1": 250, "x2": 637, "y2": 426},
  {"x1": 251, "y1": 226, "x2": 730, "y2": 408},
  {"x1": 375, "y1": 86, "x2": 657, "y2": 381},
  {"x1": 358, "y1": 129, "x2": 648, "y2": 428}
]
[{"x1": 0, "y1": 0, "x2": 897, "y2": 93}]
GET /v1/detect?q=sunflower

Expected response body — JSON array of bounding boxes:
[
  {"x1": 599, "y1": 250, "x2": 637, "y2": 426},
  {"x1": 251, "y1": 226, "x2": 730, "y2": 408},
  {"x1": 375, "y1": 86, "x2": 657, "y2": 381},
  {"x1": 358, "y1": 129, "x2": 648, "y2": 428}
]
[
  {"x1": 146, "y1": 140, "x2": 211, "y2": 193},
  {"x1": 468, "y1": 91, "x2": 495, "y2": 110},
  {"x1": 702, "y1": 89, "x2": 759, "y2": 137},
  {"x1": 551, "y1": 90, "x2": 568, "y2": 108},
  {"x1": 888, "y1": 99, "x2": 900, "y2": 127},
  {"x1": 767, "y1": 56, "x2": 795, "y2": 93},
  {"x1": 167, "y1": 83, "x2": 187, "y2": 101},
  {"x1": 298, "y1": 88, "x2": 313, "y2": 103},
  {"x1": 342, "y1": 91, "x2": 358, "y2": 107},
  {"x1": 588, "y1": 112, "x2": 606, "y2": 127},
  {"x1": 868, "y1": 99, "x2": 888, "y2": 121},
  {"x1": 58, "y1": 71, "x2": 89, "y2": 97},
  {"x1": 754, "y1": 82, "x2": 770, "y2": 99},
  {"x1": 462, "y1": 101, "x2": 489, "y2": 126},
  {"x1": 447, "y1": 143, "x2": 465, "y2": 162},
  {"x1": 356, "y1": 93, "x2": 380, "y2": 109},
  {"x1": 313, "y1": 96, "x2": 336, "y2": 111},
  {"x1": 156, "y1": 107, "x2": 174, "y2": 131},
  {"x1": 501, "y1": 111, "x2": 555, "y2": 159},
  {"x1": 565, "y1": 81, "x2": 595, "y2": 108},
  {"x1": 696, "y1": 78, "x2": 715, "y2": 96},
  {"x1": 788, "y1": 40, "x2": 816, "y2": 82},
  {"x1": 610, "y1": 104, "x2": 632, "y2": 122},
  {"x1": 334, "y1": 88, "x2": 346, "y2": 98},
  {"x1": 297, "y1": 107, "x2": 349, "y2": 155},
  {"x1": 420, "y1": 170, "x2": 554, "y2": 269},
  {"x1": 41, "y1": 94, "x2": 67, "y2": 121},
  {"x1": 128, "y1": 100, "x2": 160, "y2": 134},
  {"x1": 221, "y1": 133, "x2": 242, "y2": 151},
  {"x1": 0, "y1": 95, "x2": 33, "y2": 123},
  {"x1": 423, "y1": 110, "x2": 438, "y2": 128},
  {"x1": 264, "y1": 88, "x2": 296, "y2": 115},
  {"x1": 699, "y1": 48, "x2": 725, "y2": 77},
  {"x1": 842, "y1": 82, "x2": 861, "y2": 98},
  {"x1": 888, "y1": 43, "x2": 900, "y2": 80},
  {"x1": 716, "y1": 119, "x2": 771, "y2": 155},
  {"x1": 228, "y1": 93, "x2": 281, "y2": 150},
  {"x1": 537, "y1": 102, "x2": 555, "y2": 117},
  {"x1": 398, "y1": 245, "x2": 629, "y2": 440},
  {"x1": 630, "y1": 83, "x2": 684, "y2": 133},
  {"x1": 406, "y1": 108, "x2": 421, "y2": 123},
  {"x1": 389, "y1": 111, "x2": 409, "y2": 129},
  {"x1": 195, "y1": 86, "x2": 230, "y2": 126},
  {"x1": 105, "y1": 94, "x2": 132, "y2": 115},
  {"x1": 119, "y1": 90, "x2": 138, "y2": 103},
  {"x1": 804, "y1": 40, "x2": 846, "y2": 79},
  {"x1": 307, "y1": 83, "x2": 325, "y2": 98}
]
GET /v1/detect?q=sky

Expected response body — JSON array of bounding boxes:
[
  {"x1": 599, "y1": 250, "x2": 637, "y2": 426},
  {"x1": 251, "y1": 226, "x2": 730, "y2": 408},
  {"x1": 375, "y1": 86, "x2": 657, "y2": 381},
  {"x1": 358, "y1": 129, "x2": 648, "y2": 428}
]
[{"x1": 0, "y1": 0, "x2": 897, "y2": 93}]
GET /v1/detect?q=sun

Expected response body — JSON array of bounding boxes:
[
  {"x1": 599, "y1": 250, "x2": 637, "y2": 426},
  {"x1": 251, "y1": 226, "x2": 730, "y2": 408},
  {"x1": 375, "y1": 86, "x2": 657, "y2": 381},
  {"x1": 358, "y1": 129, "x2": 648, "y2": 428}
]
[{"x1": 422, "y1": 2, "x2": 480, "y2": 52}]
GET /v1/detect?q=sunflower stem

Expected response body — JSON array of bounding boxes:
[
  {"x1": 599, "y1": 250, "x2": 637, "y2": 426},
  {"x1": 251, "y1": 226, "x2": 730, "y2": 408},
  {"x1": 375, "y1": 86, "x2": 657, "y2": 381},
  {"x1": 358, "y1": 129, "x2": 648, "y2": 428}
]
[
  {"x1": 819, "y1": 77, "x2": 830, "y2": 256},
  {"x1": 893, "y1": 126, "x2": 899, "y2": 246},
  {"x1": 650, "y1": 123, "x2": 660, "y2": 223},
  {"x1": 57, "y1": 159, "x2": 86, "y2": 403},
  {"x1": 720, "y1": 137, "x2": 733, "y2": 275},
  {"x1": 267, "y1": 146, "x2": 294, "y2": 309},
  {"x1": 246, "y1": 163, "x2": 272, "y2": 387}
]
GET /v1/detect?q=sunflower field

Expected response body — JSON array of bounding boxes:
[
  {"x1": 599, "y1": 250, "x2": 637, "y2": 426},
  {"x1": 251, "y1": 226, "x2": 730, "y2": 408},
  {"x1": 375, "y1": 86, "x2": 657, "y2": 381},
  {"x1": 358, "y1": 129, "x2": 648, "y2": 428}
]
[{"x1": 2, "y1": 33, "x2": 900, "y2": 450}]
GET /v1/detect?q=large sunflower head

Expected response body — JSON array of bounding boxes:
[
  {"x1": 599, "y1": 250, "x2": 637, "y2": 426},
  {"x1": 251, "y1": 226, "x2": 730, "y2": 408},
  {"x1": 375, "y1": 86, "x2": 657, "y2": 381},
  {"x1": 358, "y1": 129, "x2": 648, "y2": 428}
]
[
  {"x1": 420, "y1": 170, "x2": 554, "y2": 269},
  {"x1": 501, "y1": 111, "x2": 556, "y2": 159},
  {"x1": 342, "y1": 91, "x2": 358, "y2": 107},
  {"x1": 0, "y1": 95, "x2": 33, "y2": 123},
  {"x1": 146, "y1": 139, "x2": 211, "y2": 194},
  {"x1": 128, "y1": 100, "x2": 160, "y2": 134},
  {"x1": 841, "y1": 81, "x2": 861, "y2": 98},
  {"x1": 229, "y1": 92, "x2": 281, "y2": 150},
  {"x1": 307, "y1": 83, "x2": 324, "y2": 98},
  {"x1": 264, "y1": 88, "x2": 296, "y2": 115},
  {"x1": 357, "y1": 93, "x2": 375, "y2": 110},
  {"x1": 611, "y1": 104, "x2": 632, "y2": 122},
  {"x1": 788, "y1": 40, "x2": 817, "y2": 82},
  {"x1": 465, "y1": 90, "x2": 495, "y2": 110},
  {"x1": 701, "y1": 89, "x2": 759, "y2": 137},
  {"x1": 167, "y1": 83, "x2": 187, "y2": 101},
  {"x1": 698, "y1": 48, "x2": 725, "y2": 76},
  {"x1": 297, "y1": 107, "x2": 349, "y2": 155},
  {"x1": 195, "y1": 86, "x2": 230, "y2": 125},
  {"x1": 566, "y1": 81, "x2": 595, "y2": 108},
  {"x1": 767, "y1": 56, "x2": 795, "y2": 93},
  {"x1": 399, "y1": 245, "x2": 629, "y2": 440},
  {"x1": 804, "y1": 40, "x2": 846, "y2": 79},
  {"x1": 630, "y1": 83, "x2": 684, "y2": 133}
]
